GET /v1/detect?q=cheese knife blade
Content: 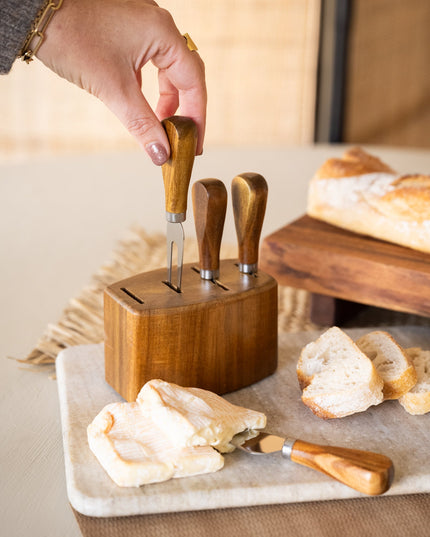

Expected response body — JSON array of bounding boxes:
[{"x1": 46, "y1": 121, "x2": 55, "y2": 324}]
[
  {"x1": 232, "y1": 431, "x2": 394, "y2": 496},
  {"x1": 161, "y1": 116, "x2": 197, "y2": 291},
  {"x1": 192, "y1": 179, "x2": 227, "y2": 280},
  {"x1": 231, "y1": 173, "x2": 268, "y2": 274}
]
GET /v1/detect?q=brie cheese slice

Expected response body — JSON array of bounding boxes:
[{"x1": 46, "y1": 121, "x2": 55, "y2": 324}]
[
  {"x1": 137, "y1": 379, "x2": 267, "y2": 452},
  {"x1": 88, "y1": 380, "x2": 266, "y2": 487},
  {"x1": 87, "y1": 402, "x2": 224, "y2": 487}
]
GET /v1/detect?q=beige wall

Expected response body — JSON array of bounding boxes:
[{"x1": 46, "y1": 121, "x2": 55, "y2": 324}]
[{"x1": 0, "y1": 0, "x2": 321, "y2": 158}]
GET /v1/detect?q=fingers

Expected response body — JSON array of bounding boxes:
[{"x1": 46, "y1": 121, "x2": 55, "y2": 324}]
[
  {"x1": 154, "y1": 39, "x2": 207, "y2": 156},
  {"x1": 177, "y1": 75, "x2": 207, "y2": 156},
  {"x1": 104, "y1": 75, "x2": 171, "y2": 165},
  {"x1": 104, "y1": 50, "x2": 206, "y2": 165},
  {"x1": 155, "y1": 70, "x2": 180, "y2": 120},
  {"x1": 179, "y1": 50, "x2": 207, "y2": 156}
]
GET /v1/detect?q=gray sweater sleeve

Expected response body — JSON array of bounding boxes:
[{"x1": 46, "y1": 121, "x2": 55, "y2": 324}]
[{"x1": 0, "y1": 0, "x2": 47, "y2": 74}]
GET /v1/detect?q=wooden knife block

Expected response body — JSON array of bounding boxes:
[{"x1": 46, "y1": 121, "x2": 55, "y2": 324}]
[{"x1": 104, "y1": 259, "x2": 278, "y2": 401}]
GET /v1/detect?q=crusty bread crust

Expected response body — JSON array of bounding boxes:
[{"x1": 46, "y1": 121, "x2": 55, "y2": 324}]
[
  {"x1": 314, "y1": 147, "x2": 395, "y2": 179},
  {"x1": 399, "y1": 348, "x2": 430, "y2": 415},
  {"x1": 307, "y1": 147, "x2": 430, "y2": 253},
  {"x1": 298, "y1": 400, "x2": 338, "y2": 420},
  {"x1": 372, "y1": 175, "x2": 430, "y2": 222}
]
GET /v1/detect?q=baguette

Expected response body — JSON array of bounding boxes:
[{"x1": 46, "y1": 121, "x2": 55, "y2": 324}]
[
  {"x1": 356, "y1": 331, "x2": 417, "y2": 400},
  {"x1": 297, "y1": 327, "x2": 384, "y2": 419},
  {"x1": 307, "y1": 147, "x2": 430, "y2": 253},
  {"x1": 398, "y1": 348, "x2": 430, "y2": 415}
]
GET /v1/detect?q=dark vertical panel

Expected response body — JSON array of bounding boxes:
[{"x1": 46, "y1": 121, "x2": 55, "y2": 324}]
[{"x1": 314, "y1": 0, "x2": 352, "y2": 142}]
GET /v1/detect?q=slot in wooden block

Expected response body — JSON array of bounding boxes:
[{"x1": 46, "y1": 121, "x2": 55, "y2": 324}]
[{"x1": 104, "y1": 259, "x2": 278, "y2": 401}]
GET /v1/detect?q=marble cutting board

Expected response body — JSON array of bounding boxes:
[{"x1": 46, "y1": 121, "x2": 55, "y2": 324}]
[{"x1": 56, "y1": 326, "x2": 430, "y2": 517}]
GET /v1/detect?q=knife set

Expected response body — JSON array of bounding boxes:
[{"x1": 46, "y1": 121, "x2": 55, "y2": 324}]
[{"x1": 104, "y1": 117, "x2": 277, "y2": 402}]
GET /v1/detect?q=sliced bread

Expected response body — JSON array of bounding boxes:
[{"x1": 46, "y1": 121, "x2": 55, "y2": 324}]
[
  {"x1": 355, "y1": 331, "x2": 417, "y2": 400},
  {"x1": 399, "y1": 348, "x2": 430, "y2": 415},
  {"x1": 297, "y1": 327, "x2": 384, "y2": 419}
]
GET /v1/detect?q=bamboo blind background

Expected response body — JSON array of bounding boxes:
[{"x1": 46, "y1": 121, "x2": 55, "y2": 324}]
[
  {"x1": 343, "y1": 0, "x2": 430, "y2": 149},
  {"x1": 0, "y1": 0, "x2": 321, "y2": 159}
]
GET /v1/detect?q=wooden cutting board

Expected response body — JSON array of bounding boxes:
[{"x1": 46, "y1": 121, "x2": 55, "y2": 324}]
[
  {"x1": 56, "y1": 326, "x2": 430, "y2": 518},
  {"x1": 260, "y1": 215, "x2": 430, "y2": 319}
]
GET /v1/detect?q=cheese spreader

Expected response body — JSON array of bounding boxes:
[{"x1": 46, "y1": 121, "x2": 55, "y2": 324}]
[
  {"x1": 232, "y1": 172, "x2": 268, "y2": 275},
  {"x1": 161, "y1": 116, "x2": 198, "y2": 292},
  {"x1": 192, "y1": 179, "x2": 227, "y2": 281},
  {"x1": 232, "y1": 431, "x2": 394, "y2": 496}
]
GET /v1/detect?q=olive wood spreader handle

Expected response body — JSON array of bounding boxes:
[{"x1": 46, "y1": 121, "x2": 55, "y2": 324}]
[
  {"x1": 192, "y1": 179, "x2": 228, "y2": 280},
  {"x1": 161, "y1": 116, "x2": 198, "y2": 220},
  {"x1": 231, "y1": 172, "x2": 268, "y2": 274},
  {"x1": 287, "y1": 439, "x2": 394, "y2": 496}
]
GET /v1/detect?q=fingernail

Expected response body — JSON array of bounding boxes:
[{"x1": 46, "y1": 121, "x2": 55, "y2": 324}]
[{"x1": 146, "y1": 142, "x2": 168, "y2": 166}]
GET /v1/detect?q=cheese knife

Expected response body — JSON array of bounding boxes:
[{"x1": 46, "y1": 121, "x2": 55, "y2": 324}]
[
  {"x1": 231, "y1": 172, "x2": 268, "y2": 274},
  {"x1": 232, "y1": 431, "x2": 394, "y2": 496},
  {"x1": 192, "y1": 179, "x2": 227, "y2": 281},
  {"x1": 161, "y1": 116, "x2": 198, "y2": 292}
]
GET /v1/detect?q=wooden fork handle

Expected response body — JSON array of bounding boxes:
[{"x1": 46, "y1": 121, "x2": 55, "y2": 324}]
[
  {"x1": 161, "y1": 116, "x2": 197, "y2": 219},
  {"x1": 289, "y1": 439, "x2": 394, "y2": 496}
]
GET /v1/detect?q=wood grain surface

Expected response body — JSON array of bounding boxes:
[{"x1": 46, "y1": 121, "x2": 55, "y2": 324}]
[
  {"x1": 261, "y1": 215, "x2": 430, "y2": 317},
  {"x1": 232, "y1": 173, "x2": 268, "y2": 269},
  {"x1": 161, "y1": 116, "x2": 197, "y2": 216},
  {"x1": 104, "y1": 259, "x2": 278, "y2": 401},
  {"x1": 290, "y1": 440, "x2": 394, "y2": 496},
  {"x1": 192, "y1": 179, "x2": 227, "y2": 275}
]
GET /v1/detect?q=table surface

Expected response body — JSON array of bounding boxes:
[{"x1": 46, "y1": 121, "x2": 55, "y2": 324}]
[{"x1": 1, "y1": 144, "x2": 430, "y2": 537}]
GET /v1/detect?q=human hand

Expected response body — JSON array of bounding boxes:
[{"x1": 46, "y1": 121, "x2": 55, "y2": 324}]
[{"x1": 36, "y1": 0, "x2": 206, "y2": 165}]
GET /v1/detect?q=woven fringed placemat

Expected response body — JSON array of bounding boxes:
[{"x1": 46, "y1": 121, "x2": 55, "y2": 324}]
[{"x1": 22, "y1": 227, "x2": 318, "y2": 372}]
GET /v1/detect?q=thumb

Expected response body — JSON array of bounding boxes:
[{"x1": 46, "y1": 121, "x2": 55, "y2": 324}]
[{"x1": 105, "y1": 80, "x2": 171, "y2": 166}]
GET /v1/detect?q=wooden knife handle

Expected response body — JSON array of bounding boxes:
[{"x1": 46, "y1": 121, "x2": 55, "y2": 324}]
[
  {"x1": 192, "y1": 179, "x2": 227, "y2": 278},
  {"x1": 161, "y1": 116, "x2": 198, "y2": 219},
  {"x1": 290, "y1": 439, "x2": 394, "y2": 496},
  {"x1": 231, "y1": 173, "x2": 268, "y2": 272}
]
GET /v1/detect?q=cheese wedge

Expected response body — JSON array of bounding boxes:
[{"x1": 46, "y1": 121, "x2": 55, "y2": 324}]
[
  {"x1": 137, "y1": 379, "x2": 267, "y2": 452},
  {"x1": 88, "y1": 379, "x2": 267, "y2": 487},
  {"x1": 87, "y1": 402, "x2": 224, "y2": 487}
]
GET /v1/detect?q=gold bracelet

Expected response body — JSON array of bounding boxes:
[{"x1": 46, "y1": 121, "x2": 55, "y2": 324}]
[{"x1": 20, "y1": 0, "x2": 64, "y2": 64}]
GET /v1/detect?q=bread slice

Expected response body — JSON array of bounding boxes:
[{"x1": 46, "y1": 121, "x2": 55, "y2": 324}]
[
  {"x1": 399, "y1": 348, "x2": 430, "y2": 415},
  {"x1": 297, "y1": 327, "x2": 384, "y2": 419},
  {"x1": 355, "y1": 331, "x2": 417, "y2": 400}
]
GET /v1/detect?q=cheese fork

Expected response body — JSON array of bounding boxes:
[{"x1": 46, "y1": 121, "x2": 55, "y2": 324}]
[
  {"x1": 232, "y1": 431, "x2": 394, "y2": 496},
  {"x1": 161, "y1": 116, "x2": 197, "y2": 292}
]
